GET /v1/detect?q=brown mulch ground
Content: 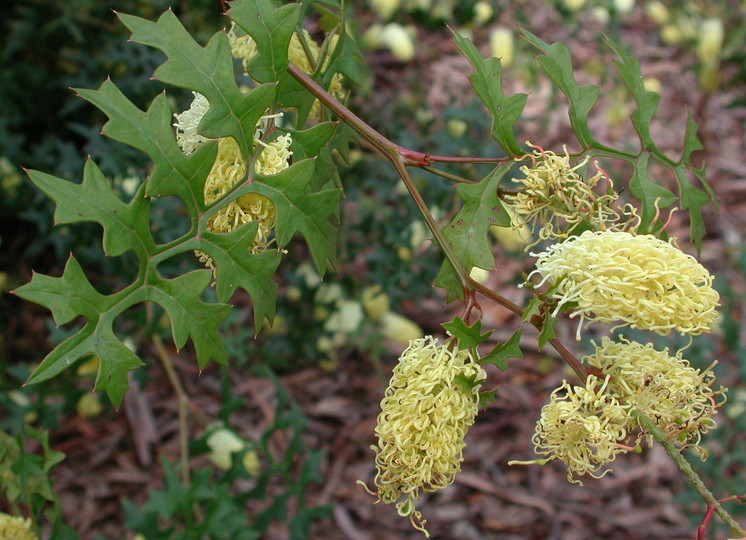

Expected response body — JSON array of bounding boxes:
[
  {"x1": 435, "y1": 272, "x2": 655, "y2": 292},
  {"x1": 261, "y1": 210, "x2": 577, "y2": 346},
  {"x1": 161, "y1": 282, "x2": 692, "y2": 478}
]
[{"x1": 8, "y1": 2, "x2": 746, "y2": 539}]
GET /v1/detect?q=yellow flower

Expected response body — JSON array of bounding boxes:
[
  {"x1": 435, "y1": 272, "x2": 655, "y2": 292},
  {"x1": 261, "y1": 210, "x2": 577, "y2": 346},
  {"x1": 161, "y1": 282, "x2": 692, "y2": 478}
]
[
  {"x1": 532, "y1": 377, "x2": 629, "y2": 484},
  {"x1": 585, "y1": 337, "x2": 725, "y2": 454},
  {"x1": 227, "y1": 24, "x2": 345, "y2": 121},
  {"x1": 173, "y1": 92, "x2": 210, "y2": 155},
  {"x1": 530, "y1": 230, "x2": 719, "y2": 337},
  {"x1": 254, "y1": 134, "x2": 293, "y2": 176},
  {"x1": 190, "y1": 135, "x2": 279, "y2": 267},
  {"x1": 504, "y1": 144, "x2": 624, "y2": 242},
  {"x1": 360, "y1": 336, "x2": 486, "y2": 537},
  {"x1": 0, "y1": 512, "x2": 37, "y2": 540}
]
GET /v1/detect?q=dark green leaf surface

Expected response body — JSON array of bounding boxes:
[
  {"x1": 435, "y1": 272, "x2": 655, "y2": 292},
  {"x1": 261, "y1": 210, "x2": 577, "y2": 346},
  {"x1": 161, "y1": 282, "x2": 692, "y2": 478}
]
[
  {"x1": 453, "y1": 31, "x2": 526, "y2": 157},
  {"x1": 522, "y1": 30, "x2": 599, "y2": 149},
  {"x1": 248, "y1": 159, "x2": 341, "y2": 275},
  {"x1": 435, "y1": 166, "x2": 511, "y2": 302},
  {"x1": 442, "y1": 317, "x2": 492, "y2": 350},
  {"x1": 145, "y1": 270, "x2": 230, "y2": 370},
  {"x1": 228, "y1": 0, "x2": 299, "y2": 84},
  {"x1": 479, "y1": 329, "x2": 522, "y2": 371}
]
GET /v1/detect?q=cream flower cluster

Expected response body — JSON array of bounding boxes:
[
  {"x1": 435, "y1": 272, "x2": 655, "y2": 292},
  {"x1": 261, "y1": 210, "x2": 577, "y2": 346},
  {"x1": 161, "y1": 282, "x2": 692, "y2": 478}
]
[
  {"x1": 227, "y1": 24, "x2": 345, "y2": 120},
  {"x1": 174, "y1": 94, "x2": 289, "y2": 267},
  {"x1": 532, "y1": 376, "x2": 629, "y2": 484},
  {"x1": 504, "y1": 145, "x2": 624, "y2": 242},
  {"x1": 361, "y1": 336, "x2": 486, "y2": 537},
  {"x1": 532, "y1": 337, "x2": 725, "y2": 482},
  {"x1": 530, "y1": 230, "x2": 719, "y2": 337},
  {"x1": 0, "y1": 512, "x2": 36, "y2": 540},
  {"x1": 585, "y1": 337, "x2": 723, "y2": 454}
]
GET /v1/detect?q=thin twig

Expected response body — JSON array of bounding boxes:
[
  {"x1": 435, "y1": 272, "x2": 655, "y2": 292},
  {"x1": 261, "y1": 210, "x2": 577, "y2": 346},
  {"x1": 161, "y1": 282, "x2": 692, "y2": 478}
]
[
  {"x1": 635, "y1": 412, "x2": 746, "y2": 537},
  {"x1": 152, "y1": 334, "x2": 191, "y2": 487}
]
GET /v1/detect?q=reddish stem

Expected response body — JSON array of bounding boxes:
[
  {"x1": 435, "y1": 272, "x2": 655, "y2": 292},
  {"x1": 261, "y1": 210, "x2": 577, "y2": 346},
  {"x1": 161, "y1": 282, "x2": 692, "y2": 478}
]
[{"x1": 396, "y1": 147, "x2": 513, "y2": 166}]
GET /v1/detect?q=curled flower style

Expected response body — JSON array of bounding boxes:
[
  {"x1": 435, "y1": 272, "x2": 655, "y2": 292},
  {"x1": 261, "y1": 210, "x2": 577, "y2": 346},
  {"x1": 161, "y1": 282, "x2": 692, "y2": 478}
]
[
  {"x1": 530, "y1": 230, "x2": 719, "y2": 337},
  {"x1": 532, "y1": 377, "x2": 629, "y2": 484},
  {"x1": 254, "y1": 134, "x2": 293, "y2": 176},
  {"x1": 173, "y1": 96, "x2": 287, "y2": 266},
  {"x1": 504, "y1": 144, "x2": 627, "y2": 243},
  {"x1": 360, "y1": 336, "x2": 486, "y2": 537},
  {"x1": 173, "y1": 92, "x2": 210, "y2": 155},
  {"x1": 227, "y1": 24, "x2": 345, "y2": 120},
  {"x1": 585, "y1": 337, "x2": 725, "y2": 455},
  {"x1": 195, "y1": 138, "x2": 278, "y2": 267},
  {"x1": 0, "y1": 512, "x2": 37, "y2": 540}
]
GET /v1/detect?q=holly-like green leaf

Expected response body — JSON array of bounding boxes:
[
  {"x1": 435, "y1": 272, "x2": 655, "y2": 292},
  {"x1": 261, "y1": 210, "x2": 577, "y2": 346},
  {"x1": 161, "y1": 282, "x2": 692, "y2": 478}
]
[
  {"x1": 522, "y1": 30, "x2": 599, "y2": 149},
  {"x1": 145, "y1": 270, "x2": 231, "y2": 370},
  {"x1": 479, "y1": 329, "x2": 522, "y2": 371},
  {"x1": 27, "y1": 160, "x2": 153, "y2": 259},
  {"x1": 442, "y1": 317, "x2": 493, "y2": 350},
  {"x1": 603, "y1": 35, "x2": 662, "y2": 156},
  {"x1": 478, "y1": 388, "x2": 498, "y2": 408},
  {"x1": 629, "y1": 152, "x2": 676, "y2": 231},
  {"x1": 41, "y1": 325, "x2": 140, "y2": 405},
  {"x1": 77, "y1": 80, "x2": 233, "y2": 205},
  {"x1": 674, "y1": 168, "x2": 710, "y2": 254},
  {"x1": 538, "y1": 314, "x2": 557, "y2": 351},
  {"x1": 228, "y1": 0, "x2": 300, "y2": 84},
  {"x1": 245, "y1": 159, "x2": 341, "y2": 275},
  {"x1": 435, "y1": 166, "x2": 511, "y2": 302},
  {"x1": 119, "y1": 10, "x2": 276, "y2": 159},
  {"x1": 452, "y1": 31, "x2": 526, "y2": 157},
  {"x1": 200, "y1": 225, "x2": 282, "y2": 331},
  {"x1": 14, "y1": 256, "x2": 109, "y2": 327},
  {"x1": 521, "y1": 295, "x2": 543, "y2": 323},
  {"x1": 454, "y1": 372, "x2": 486, "y2": 394}
]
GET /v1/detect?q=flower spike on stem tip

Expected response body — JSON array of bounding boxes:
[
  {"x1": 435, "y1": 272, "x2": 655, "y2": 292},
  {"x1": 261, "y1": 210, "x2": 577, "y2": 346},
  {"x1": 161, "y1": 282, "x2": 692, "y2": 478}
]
[{"x1": 359, "y1": 336, "x2": 486, "y2": 536}]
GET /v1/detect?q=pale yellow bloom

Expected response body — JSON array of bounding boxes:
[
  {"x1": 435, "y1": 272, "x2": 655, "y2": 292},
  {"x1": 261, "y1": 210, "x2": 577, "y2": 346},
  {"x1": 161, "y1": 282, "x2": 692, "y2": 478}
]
[
  {"x1": 361, "y1": 336, "x2": 486, "y2": 536},
  {"x1": 585, "y1": 337, "x2": 725, "y2": 454},
  {"x1": 254, "y1": 134, "x2": 293, "y2": 176},
  {"x1": 697, "y1": 19, "x2": 724, "y2": 63},
  {"x1": 173, "y1": 92, "x2": 210, "y2": 155},
  {"x1": 532, "y1": 377, "x2": 629, "y2": 484},
  {"x1": 0, "y1": 512, "x2": 37, "y2": 540},
  {"x1": 227, "y1": 25, "x2": 345, "y2": 121},
  {"x1": 379, "y1": 311, "x2": 423, "y2": 344},
  {"x1": 504, "y1": 145, "x2": 625, "y2": 242},
  {"x1": 530, "y1": 230, "x2": 719, "y2": 337},
  {"x1": 381, "y1": 23, "x2": 415, "y2": 62},
  {"x1": 489, "y1": 28, "x2": 514, "y2": 67}
]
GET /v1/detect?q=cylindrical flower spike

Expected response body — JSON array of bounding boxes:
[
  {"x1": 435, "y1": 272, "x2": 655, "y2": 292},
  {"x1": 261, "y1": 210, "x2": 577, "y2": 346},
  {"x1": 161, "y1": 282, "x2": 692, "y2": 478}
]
[
  {"x1": 585, "y1": 337, "x2": 725, "y2": 455},
  {"x1": 0, "y1": 512, "x2": 37, "y2": 540},
  {"x1": 359, "y1": 336, "x2": 486, "y2": 537},
  {"x1": 530, "y1": 230, "x2": 719, "y2": 337},
  {"x1": 532, "y1": 376, "x2": 630, "y2": 484}
]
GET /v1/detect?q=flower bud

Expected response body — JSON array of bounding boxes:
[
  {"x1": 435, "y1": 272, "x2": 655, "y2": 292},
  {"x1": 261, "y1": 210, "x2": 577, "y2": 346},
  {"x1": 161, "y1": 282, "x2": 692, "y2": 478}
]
[
  {"x1": 473, "y1": 1, "x2": 493, "y2": 24},
  {"x1": 362, "y1": 286, "x2": 390, "y2": 321},
  {"x1": 381, "y1": 23, "x2": 415, "y2": 62},
  {"x1": 696, "y1": 18, "x2": 724, "y2": 64},
  {"x1": 489, "y1": 28, "x2": 514, "y2": 67},
  {"x1": 370, "y1": 0, "x2": 400, "y2": 20},
  {"x1": 380, "y1": 311, "x2": 423, "y2": 345},
  {"x1": 646, "y1": 1, "x2": 669, "y2": 25}
]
